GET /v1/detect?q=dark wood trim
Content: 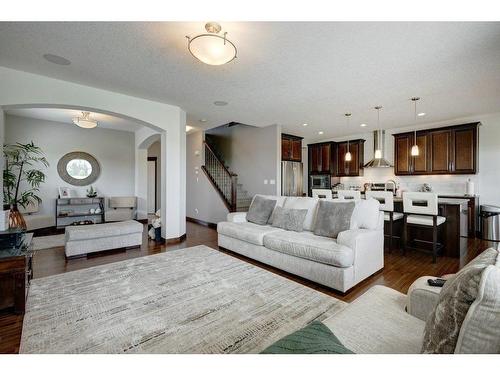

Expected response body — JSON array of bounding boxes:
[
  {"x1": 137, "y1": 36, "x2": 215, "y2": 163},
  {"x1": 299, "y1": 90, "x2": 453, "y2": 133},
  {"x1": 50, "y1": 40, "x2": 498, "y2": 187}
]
[
  {"x1": 200, "y1": 165, "x2": 234, "y2": 212},
  {"x1": 164, "y1": 233, "x2": 187, "y2": 244},
  {"x1": 186, "y1": 216, "x2": 217, "y2": 229},
  {"x1": 203, "y1": 141, "x2": 237, "y2": 178},
  {"x1": 147, "y1": 156, "x2": 158, "y2": 213},
  {"x1": 281, "y1": 133, "x2": 304, "y2": 140},
  {"x1": 392, "y1": 122, "x2": 480, "y2": 137}
]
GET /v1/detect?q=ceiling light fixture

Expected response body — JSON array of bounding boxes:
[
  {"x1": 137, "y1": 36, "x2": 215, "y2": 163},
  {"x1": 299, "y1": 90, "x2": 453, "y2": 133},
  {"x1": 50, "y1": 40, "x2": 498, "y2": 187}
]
[
  {"x1": 199, "y1": 119, "x2": 207, "y2": 123},
  {"x1": 43, "y1": 53, "x2": 71, "y2": 66},
  {"x1": 411, "y1": 97, "x2": 420, "y2": 157},
  {"x1": 318, "y1": 131, "x2": 324, "y2": 135},
  {"x1": 214, "y1": 101, "x2": 228, "y2": 106},
  {"x1": 302, "y1": 123, "x2": 308, "y2": 127},
  {"x1": 72, "y1": 111, "x2": 97, "y2": 129},
  {"x1": 345, "y1": 113, "x2": 352, "y2": 162},
  {"x1": 417, "y1": 112, "x2": 426, "y2": 117},
  {"x1": 186, "y1": 126, "x2": 194, "y2": 132},
  {"x1": 186, "y1": 22, "x2": 237, "y2": 66},
  {"x1": 360, "y1": 123, "x2": 367, "y2": 127}
]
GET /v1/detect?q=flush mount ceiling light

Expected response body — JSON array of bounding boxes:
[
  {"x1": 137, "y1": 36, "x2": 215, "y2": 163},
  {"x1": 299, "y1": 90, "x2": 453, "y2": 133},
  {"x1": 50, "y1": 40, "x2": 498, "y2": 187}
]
[
  {"x1": 344, "y1": 113, "x2": 352, "y2": 162},
  {"x1": 417, "y1": 112, "x2": 426, "y2": 117},
  {"x1": 411, "y1": 97, "x2": 421, "y2": 157},
  {"x1": 43, "y1": 53, "x2": 71, "y2": 66},
  {"x1": 318, "y1": 131, "x2": 324, "y2": 135},
  {"x1": 186, "y1": 125, "x2": 194, "y2": 132},
  {"x1": 302, "y1": 123, "x2": 308, "y2": 127},
  {"x1": 186, "y1": 22, "x2": 237, "y2": 66},
  {"x1": 360, "y1": 123, "x2": 367, "y2": 127},
  {"x1": 72, "y1": 111, "x2": 97, "y2": 129},
  {"x1": 199, "y1": 119, "x2": 207, "y2": 123}
]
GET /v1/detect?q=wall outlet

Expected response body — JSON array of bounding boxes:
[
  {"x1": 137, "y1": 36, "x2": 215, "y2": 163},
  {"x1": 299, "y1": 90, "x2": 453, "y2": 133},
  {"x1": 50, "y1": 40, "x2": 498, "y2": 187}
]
[
  {"x1": 264, "y1": 179, "x2": 268, "y2": 184},
  {"x1": 270, "y1": 179, "x2": 276, "y2": 185}
]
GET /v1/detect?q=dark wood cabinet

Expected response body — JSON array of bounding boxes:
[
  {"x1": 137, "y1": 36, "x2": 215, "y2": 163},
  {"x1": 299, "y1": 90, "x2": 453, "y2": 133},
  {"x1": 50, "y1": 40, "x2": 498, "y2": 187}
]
[
  {"x1": 308, "y1": 142, "x2": 334, "y2": 175},
  {"x1": 282, "y1": 133, "x2": 303, "y2": 162},
  {"x1": 393, "y1": 123, "x2": 478, "y2": 176},
  {"x1": 336, "y1": 139, "x2": 365, "y2": 177}
]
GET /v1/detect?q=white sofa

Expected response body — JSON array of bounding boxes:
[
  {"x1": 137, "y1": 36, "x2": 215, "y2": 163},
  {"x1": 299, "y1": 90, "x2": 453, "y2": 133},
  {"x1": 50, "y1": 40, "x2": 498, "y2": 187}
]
[
  {"x1": 19, "y1": 201, "x2": 55, "y2": 231},
  {"x1": 217, "y1": 195, "x2": 384, "y2": 293}
]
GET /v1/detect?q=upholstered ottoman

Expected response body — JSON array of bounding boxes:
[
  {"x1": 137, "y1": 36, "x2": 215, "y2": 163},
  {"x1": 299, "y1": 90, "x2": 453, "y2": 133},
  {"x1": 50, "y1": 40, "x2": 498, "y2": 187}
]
[{"x1": 65, "y1": 220, "x2": 143, "y2": 258}]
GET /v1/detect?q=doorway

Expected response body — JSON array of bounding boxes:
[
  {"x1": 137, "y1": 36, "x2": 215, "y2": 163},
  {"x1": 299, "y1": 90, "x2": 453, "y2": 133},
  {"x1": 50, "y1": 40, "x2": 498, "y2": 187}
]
[{"x1": 147, "y1": 157, "x2": 157, "y2": 214}]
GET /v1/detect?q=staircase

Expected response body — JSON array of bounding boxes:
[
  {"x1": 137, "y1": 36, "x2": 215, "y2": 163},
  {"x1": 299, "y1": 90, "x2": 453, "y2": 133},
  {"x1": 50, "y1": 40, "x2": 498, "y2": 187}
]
[{"x1": 202, "y1": 141, "x2": 252, "y2": 212}]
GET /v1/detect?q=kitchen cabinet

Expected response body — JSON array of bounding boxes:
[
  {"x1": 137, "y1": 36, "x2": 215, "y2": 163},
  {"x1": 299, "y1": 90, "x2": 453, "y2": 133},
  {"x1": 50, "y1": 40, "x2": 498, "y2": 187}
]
[
  {"x1": 308, "y1": 142, "x2": 334, "y2": 174},
  {"x1": 336, "y1": 139, "x2": 365, "y2": 177},
  {"x1": 393, "y1": 123, "x2": 478, "y2": 176},
  {"x1": 282, "y1": 133, "x2": 303, "y2": 162}
]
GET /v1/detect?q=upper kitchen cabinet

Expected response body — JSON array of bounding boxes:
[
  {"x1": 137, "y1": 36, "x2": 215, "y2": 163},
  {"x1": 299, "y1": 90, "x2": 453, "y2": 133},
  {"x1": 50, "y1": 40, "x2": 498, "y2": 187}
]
[
  {"x1": 393, "y1": 123, "x2": 478, "y2": 176},
  {"x1": 282, "y1": 133, "x2": 303, "y2": 162},
  {"x1": 336, "y1": 139, "x2": 365, "y2": 177},
  {"x1": 308, "y1": 142, "x2": 334, "y2": 174}
]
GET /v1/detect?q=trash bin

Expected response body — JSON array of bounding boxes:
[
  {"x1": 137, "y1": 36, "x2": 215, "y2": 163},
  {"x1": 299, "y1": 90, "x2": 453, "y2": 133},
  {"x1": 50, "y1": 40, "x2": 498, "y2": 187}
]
[{"x1": 480, "y1": 205, "x2": 500, "y2": 241}]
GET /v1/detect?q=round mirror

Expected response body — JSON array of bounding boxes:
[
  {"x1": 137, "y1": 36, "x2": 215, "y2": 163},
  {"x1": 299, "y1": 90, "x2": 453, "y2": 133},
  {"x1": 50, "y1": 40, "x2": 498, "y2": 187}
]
[
  {"x1": 66, "y1": 159, "x2": 93, "y2": 180},
  {"x1": 57, "y1": 152, "x2": 100, "y2": 186}
]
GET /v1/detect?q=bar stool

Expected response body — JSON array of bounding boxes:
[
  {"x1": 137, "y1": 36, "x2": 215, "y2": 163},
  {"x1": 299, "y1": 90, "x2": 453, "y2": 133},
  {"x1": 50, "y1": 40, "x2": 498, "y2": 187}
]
[
  {"x1": 337, "y1": 190, "x2": 361, "y2": 200},
  {"x1": 365, "y1": 191, "x2": 403, "y2": 252},
  {"x1": 402, "y1": 192, "x2": 446, "y2": 263},
  {"x1": 312, "y1": 189, "x2": 333, "y2": 199}
]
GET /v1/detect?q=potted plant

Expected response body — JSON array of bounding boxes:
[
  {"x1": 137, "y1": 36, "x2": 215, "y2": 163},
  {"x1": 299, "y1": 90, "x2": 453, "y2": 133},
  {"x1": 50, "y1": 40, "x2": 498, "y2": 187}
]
[{"x1": 3, "y1": 142, "x2": 49, "y2": 230}]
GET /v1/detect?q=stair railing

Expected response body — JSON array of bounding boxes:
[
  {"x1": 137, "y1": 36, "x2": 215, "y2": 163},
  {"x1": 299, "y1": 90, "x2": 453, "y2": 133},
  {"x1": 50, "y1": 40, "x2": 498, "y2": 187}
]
[{"x1": 202, "y1": 141, "x2": 238, "y2": 212}]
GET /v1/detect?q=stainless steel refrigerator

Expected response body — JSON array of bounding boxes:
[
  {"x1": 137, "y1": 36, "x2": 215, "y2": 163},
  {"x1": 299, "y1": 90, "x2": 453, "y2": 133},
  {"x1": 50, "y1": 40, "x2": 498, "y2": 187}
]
[{"x1": 281, "y1": 161, "x2": 304, "y2": 196}]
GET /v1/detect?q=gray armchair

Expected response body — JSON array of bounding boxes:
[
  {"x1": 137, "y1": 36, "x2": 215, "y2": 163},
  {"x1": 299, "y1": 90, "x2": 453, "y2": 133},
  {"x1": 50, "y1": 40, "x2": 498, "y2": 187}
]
[{"x1": 105, "y1": 196, "x2": 137, "y2": 222}]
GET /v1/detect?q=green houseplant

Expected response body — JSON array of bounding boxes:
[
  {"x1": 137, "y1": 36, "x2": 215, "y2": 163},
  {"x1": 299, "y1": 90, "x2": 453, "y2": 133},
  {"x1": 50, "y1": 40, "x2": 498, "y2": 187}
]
[{"x1": 3, "y1": 142, "x2": 49, "y2": 230}]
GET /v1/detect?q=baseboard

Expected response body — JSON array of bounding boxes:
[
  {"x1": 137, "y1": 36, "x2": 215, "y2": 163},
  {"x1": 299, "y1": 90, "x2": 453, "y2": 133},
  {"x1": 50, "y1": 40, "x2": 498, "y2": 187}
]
[
  {"x1": 186, "y1": 217, "x2": 217, "y2": 229},
  {"x1": 164, "y1": 233, "x2": 187, "y2": 244}
]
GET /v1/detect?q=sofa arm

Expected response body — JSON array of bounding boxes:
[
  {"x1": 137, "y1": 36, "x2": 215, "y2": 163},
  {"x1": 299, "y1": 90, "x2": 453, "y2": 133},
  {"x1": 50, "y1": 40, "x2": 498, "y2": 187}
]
[
  {"x1": 337, "y1": 228, "x2": 381, "y2": 251},
  {"x1": 227, "y1": 212, "x2": 248, "y2": 223},
  {"x1": 407, "y1": 276, "x2": 442, "y2": 322}
]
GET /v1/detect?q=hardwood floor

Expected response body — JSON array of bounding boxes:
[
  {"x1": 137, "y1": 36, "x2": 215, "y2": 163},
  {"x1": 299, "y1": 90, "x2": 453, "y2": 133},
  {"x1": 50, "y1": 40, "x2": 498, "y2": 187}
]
[{"x1": 0, "y1": 221, "x2": 495, "y2": 354}]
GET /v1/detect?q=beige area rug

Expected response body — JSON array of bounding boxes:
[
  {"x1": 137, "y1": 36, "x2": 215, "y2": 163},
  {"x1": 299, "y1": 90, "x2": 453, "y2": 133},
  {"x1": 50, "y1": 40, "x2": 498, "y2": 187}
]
[
  {"x1": 32, "y1": 234, "x2": 65, "y2": 251},
  {"x1": 20, "y1": 245, "x2": 346, "y2": 353}
]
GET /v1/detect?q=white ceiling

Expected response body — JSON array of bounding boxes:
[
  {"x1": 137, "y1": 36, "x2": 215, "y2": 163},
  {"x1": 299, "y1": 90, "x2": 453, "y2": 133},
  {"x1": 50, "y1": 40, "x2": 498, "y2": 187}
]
[
  {"x1": 5, "y1": 108, "x2": 142, "y2": 132},
  {"x1": 1, "y1": 22, "x2": 499, "y2": 141}
]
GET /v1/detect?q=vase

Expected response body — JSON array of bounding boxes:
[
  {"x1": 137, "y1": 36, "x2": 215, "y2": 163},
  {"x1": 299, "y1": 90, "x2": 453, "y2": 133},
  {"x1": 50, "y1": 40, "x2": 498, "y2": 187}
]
[{"x1": 9, "y1": 204, "x2": 27, "y2": 230}]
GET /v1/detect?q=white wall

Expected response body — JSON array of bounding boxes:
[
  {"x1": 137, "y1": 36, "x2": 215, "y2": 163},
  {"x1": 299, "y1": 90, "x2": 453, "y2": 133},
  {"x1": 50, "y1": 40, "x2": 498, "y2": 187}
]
[
  {"x1": 0, "y1": 67, "x2": 186, "y2": 239},
  {"x1": 5, "y1": 114, "x2": 135, "y2": 218},
  {"x1": 305, "y1": 112, "x2": 500, "y2": 206}
]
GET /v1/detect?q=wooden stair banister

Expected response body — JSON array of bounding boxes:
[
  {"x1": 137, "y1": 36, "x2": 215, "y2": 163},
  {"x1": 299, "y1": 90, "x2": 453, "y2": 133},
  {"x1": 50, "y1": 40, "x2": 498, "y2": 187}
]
[{"x1": 202, "y1": 141, "x2": 238, "y2": 212}]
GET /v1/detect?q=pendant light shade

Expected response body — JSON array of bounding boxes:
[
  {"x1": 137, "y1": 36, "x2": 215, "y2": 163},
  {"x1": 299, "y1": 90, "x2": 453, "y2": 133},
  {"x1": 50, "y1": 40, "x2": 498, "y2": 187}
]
[
  {"x1": 186, "y1": 22, "x2": 237, "y2": 66},
  {"x1": 411, "y1": 97, "x2": 420, "y2": 157},
  {"x1": 344, "y1": 113, "x2": 352, "y2": 162}
]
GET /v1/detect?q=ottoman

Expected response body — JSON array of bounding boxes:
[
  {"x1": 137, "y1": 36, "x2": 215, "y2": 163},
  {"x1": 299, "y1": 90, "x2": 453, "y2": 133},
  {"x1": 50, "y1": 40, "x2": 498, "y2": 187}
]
[
  {"x1": 406, "y1": 276, "x2": 443, "y2": 321},
  {"x1": 65, "y1": 220, "x2": 143, "y2": 258}
]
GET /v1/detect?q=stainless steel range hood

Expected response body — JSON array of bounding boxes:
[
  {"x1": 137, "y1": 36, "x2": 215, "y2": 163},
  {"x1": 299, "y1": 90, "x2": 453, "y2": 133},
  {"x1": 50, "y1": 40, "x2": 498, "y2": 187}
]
[{"x1": 364, "y1": 130, "x2": 392, "y2": 168}]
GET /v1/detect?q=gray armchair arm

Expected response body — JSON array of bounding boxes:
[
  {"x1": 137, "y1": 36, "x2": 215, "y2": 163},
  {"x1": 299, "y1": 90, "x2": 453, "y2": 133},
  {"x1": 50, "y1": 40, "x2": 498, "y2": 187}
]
[{"x1": 406, "y1": 276, "x2": 443, "y2": 322}]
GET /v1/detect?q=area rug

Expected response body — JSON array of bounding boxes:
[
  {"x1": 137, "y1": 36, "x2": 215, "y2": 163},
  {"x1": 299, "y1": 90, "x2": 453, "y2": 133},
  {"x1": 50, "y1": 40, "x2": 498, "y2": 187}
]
[
  {"x1": 32, "y1": 234, "x2": 65, "y2": 251},
  {"x1": 20, "y1": 245, "x2": 346, "y2": 353}
]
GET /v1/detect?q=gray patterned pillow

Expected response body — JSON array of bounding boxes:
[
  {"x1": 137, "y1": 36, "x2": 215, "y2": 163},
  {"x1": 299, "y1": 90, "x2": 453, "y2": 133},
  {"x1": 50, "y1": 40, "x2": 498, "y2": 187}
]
[
  {"x1": 271, "y1": 206, "x2": 308, "y2": 232},
  {"x1": 246, "y1": 196, "x2": 277, "y2": 225},
  {"x1": 313, "y1": 201, "x2": 355, "y2": 238},
  {"x1": 421, "y1": 248, "x2": 498, "y2": 353}
]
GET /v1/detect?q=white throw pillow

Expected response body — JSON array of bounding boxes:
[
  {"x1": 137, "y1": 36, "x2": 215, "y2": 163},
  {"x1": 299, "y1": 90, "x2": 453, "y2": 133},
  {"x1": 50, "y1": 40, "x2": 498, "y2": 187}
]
[
  {"x1": 351, "y1": 198, "x2": 381, "y2": 230},
  {"x1": 283, "y1": 197, "x2": 319, "y2": 231}
]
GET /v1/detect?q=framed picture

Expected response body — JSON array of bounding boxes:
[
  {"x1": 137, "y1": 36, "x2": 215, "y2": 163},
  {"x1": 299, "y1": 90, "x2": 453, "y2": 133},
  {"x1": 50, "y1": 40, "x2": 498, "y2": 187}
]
[{"x1": 58, "y1": 187, "x2": 71, "y2": 198}]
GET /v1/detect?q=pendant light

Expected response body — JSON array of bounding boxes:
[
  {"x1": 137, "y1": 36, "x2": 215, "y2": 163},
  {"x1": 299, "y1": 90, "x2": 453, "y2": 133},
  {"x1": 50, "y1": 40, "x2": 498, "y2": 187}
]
[
  {"x1": 344, "y1": 113, "x2": 352, "y2": 162},
  {"x1": 374, "y1": 106, "x2": 383, "y2": 159},
  {"x1": 410, "y1": 97, "x2": 420, "y2": 157}
]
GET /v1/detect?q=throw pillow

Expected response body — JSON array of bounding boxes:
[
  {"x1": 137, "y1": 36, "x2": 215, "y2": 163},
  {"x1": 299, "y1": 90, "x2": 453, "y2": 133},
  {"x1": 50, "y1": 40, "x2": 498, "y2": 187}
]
[
  {"x1": 350, "y1": 198, "x2": 381, "y2": 230},
  {"x1": 261, "y1": 321, "x2": 354, "y2": 354},
  {"x1": 313, "y1": 200, "x2": 355, "y2": 238},
  {"x1": 282, "y1": 197, "x2": 319, "y2": 231},
  {"x1": 246, "y1": 196, "x2": 277, "y2": 225},
  {"x1": 421, "y1": 248, "x2": 498, "y2": 353},
  {"x1": 271, "y1": 206, "x2": 308, "y2": 232}
]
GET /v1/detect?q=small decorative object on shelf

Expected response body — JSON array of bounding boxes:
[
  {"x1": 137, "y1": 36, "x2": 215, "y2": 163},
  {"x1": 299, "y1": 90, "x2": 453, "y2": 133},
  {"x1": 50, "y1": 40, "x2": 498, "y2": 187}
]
[
  {"x1": 58, "y1": 187, "x2": 71, "y2": 198},
  {"x1": 70, "y1": 220, "x2": 94, "y2": 226},
  {"x1": 86, "y1": 186, "x2": 97, "y2": 198}
]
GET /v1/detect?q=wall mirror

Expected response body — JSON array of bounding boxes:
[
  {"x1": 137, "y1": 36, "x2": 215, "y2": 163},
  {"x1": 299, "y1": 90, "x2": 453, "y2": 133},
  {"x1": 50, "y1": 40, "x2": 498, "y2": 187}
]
[{"x1": 57, "y1": 151, "x2": 100, "y2": 186}]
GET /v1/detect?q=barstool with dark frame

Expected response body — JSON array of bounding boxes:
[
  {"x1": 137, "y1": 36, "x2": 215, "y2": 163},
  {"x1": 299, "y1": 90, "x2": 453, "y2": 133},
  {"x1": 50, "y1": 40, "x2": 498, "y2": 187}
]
[
  {"x1": 402, "y1": 192, "x2": 446, "y2": 263},
  {"x1": 365, "y1": 191, "x2": 403, "y2": 252}
]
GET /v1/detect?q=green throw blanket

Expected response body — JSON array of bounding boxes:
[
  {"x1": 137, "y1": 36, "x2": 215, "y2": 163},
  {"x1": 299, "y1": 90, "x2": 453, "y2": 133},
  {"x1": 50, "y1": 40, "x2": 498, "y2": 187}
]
[{"x1": 261, "y1": 321, "x2": 354, "y2": 354}]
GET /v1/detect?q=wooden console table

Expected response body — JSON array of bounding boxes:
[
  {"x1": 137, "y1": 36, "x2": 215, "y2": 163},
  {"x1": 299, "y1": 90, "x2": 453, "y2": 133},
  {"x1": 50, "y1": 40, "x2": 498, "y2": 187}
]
[{"x1": 0, "y1": 232, "x2": 33, "y2": 314}]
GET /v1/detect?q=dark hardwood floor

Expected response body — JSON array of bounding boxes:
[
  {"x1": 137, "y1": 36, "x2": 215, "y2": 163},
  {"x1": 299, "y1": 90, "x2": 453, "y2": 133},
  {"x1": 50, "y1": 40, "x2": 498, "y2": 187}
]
[{"x1": 0, "y1": 221, "x2": 495, "y2": 354}]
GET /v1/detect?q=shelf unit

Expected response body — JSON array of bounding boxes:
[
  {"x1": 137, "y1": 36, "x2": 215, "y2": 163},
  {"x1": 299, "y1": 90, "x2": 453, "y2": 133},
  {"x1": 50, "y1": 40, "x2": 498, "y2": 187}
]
[{"x1": 55, "y1": 197, "x2": 105, "y2": 228}]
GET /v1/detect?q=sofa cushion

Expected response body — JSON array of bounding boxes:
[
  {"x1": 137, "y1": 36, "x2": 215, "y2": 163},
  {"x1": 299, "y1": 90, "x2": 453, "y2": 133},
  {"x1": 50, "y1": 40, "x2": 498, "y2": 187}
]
[
  {"x1": 65, "y1": 220, "x2": 143, "y2": 241},
  {"x1": 351, "y1": 198, "x2": 380, "y2": 230},
  {"x1": 421, "y1": 248, "x2": 498, "y2": 353},
  {"x1": 323, "y1": 285, "x2": 425, "y2": 354},
  {"x1": 283, "y1": 197, "x2": 319, "y2": 231},
  {"x1": 313, "y1": 200, "x2": 355, "y2": 238},
  {"x1": 263, "y1": 230, "x2": 354, "y2": 268},
  {"x1": 455, "y1": 264, "x2": 500, "y2": 353},
  {"x1": 217, "y1": 221, "x2": 283, "y2": 246},
  {"x1": 261, "y1": 321, "x2": 354, "y2": 354},
  {"x1": 246, "y1": 196, "x2": 277, "y2": 225},
  {"x1": 271, "y1": 206, "x2": 308, "y2": 232}
]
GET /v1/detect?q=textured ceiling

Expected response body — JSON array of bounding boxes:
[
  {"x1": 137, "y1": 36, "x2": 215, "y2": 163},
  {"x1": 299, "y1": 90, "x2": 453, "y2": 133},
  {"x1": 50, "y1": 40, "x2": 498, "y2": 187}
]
[
  {"x1": 5, "y1": 108, "x2": 142, "y2": 132},
  {"x1": 0, "y1": 22, "x2": 499, "y2": 141}
]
